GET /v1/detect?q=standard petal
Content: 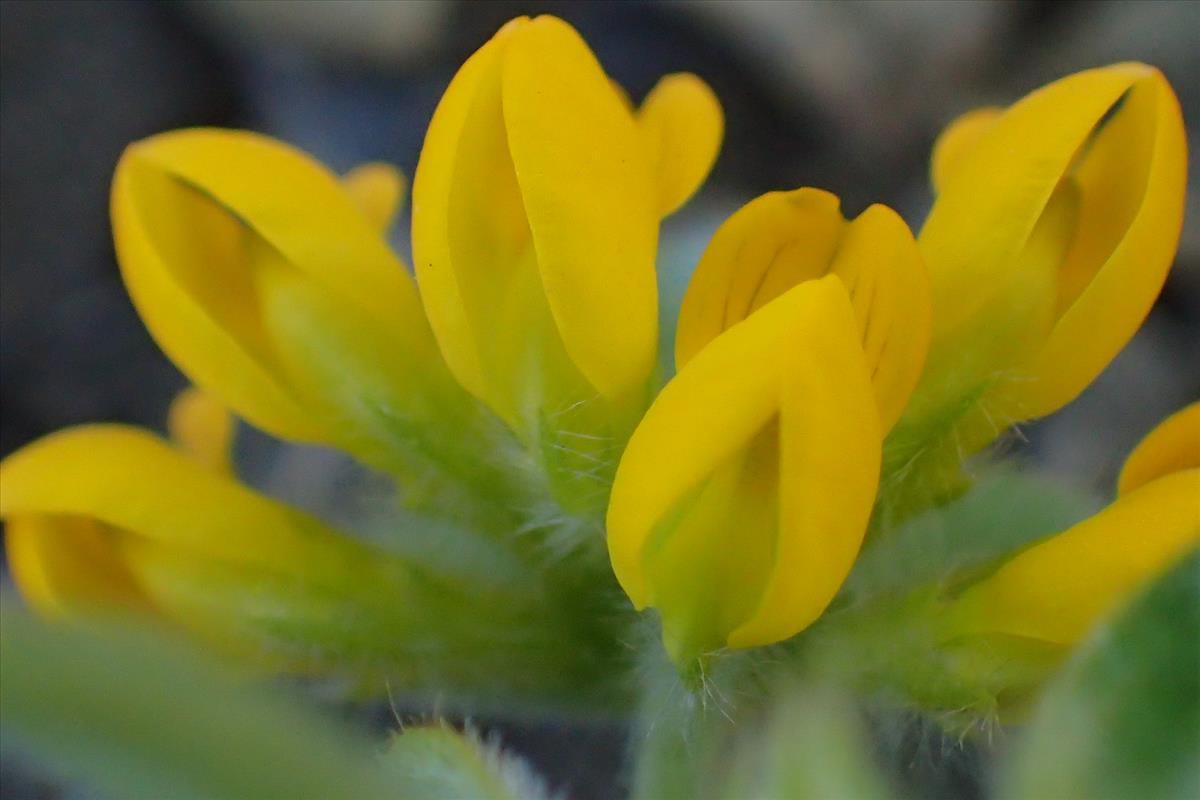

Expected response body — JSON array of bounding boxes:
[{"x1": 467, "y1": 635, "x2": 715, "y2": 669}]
[
  {"x1": 675, "y1": 189, "x2": 928, "y2": 430},
  {"x1": 951, "y1": 468, "x2": 1200, "y2": 644},
  {"x1": 502, "y1": 15, "x2": 660, "y2": 402},
  {"x1": 637, "y1": 73, "x2": 724, "y2": 216},
  {"x1": 929, "y1": 107, "x2": 1000, "y2": 194},
  {"x1": 167, "y1": 386, "x2": 234, "y2": 473},
  {"x1": 343, "y1": 162, "x2": 406, "y2": 232},
  {"x1": 828, "y1": 204, "x2": 931, "y2": 431},
  {"x1": 675, "y1": 189, "x2": 843, "y2": 370},
  {"x1": 1118, "y1": 402, "x2": 1200, "y2": 495},
  {"x1": 728, "y1": 278, "x2": 881, "y2": 647}
]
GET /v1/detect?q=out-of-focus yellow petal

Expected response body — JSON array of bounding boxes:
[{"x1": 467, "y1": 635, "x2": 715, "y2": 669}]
[
  {"x1": 167, "y1": 386, "x2": 234, "y2": 473},
  {"x1": 0, "y1": 424, "x2": 445, "y2": 664},
  {"x1": 608, "y1": 276, "x2": 880, "y2": 659},
  {"x1": 342, "y1": 161, "x2": 406, "y2": 233},
  {"x1": 929, "y1": 107, "x2": 1000, "y2": 193},
  {"x1": 675, "y1": 188, "x2": 928, "y2": 431},
  {"x1": 952, "y1": 469, "x2": 1200, "y2": 644},
  {"x1": 0, "y1": 425, "x2": 359, "y2": 586},
  {"x1": 1118, "y1": 402, "x2": 1200, "y2": 495},
  {"x1": 5, "y1": 515, "x2": 151, "y2": 618},
  {"x1": 918, "y1": 64, "x2": 1186, "y2": 424},
  {"x1": 503, "y1": 16, "x2": 659, "y2": 403},
  {"x1": 637, "y1": 73, "x2": 724, "y2": 216}
]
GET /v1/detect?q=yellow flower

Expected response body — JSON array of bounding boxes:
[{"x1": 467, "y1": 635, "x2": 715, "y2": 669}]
[
  {"x1": 903, "y1": 63, "x2": 1186, "y2": 453},
  {"x1": 607, "y1": 189, "x2": 929, "y2": 661},
  {"x1": 112, "y1": 129, "x2": 480, "y2": 477},
  {"x1": 411, "y1": 15, "x2": 721, "y2": 483},
  {"x1": 950, "y1": 402, "x2": 1200, "y2": 644},
  {"x1": 0, "y1": 389, "x2": 419, "y2": 659}
]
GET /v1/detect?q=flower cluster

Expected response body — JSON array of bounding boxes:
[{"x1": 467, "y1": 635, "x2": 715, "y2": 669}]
[{"x1": 1, "y1": 16, "x2": 1195, "y2": 709}]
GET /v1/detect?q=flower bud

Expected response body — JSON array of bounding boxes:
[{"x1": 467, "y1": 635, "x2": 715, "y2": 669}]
[
  {"x1": 911, "y1": 64, "x2": 1186, "y2": 447},
  {"x1": 609, "y1": 275, "x2": 882, "y2": 663},
  {"x1": 112, "y1": 129, "x2": 475, "y2": 476},
  {"x1": 412, "y1": 16, "x2": 722, "y2": 509},
  {"x1": 949, "y1": 403, "x2": 1199, "y2": 644}
]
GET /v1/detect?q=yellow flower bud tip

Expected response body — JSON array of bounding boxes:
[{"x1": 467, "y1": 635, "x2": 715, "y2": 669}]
[
  {"x1": 167, "y1": 386, "x2": 235, "y2": 473},
  {"x1": 921, "y1": 63, "x2": 1187, "y2": 423},
  {"x1": 412, "y1": 16, "x2": 722, "y2": 434},
  {"x1": 608, "y1": 275, "x2": 882, "y2": 660},
  {"x1": 342, "y1": 161, "x2": 407, "y2": 233},
  {"x1": 1117, "y1": 401, "x2": 1200, "y2": 496},
  {"x1": 675, "y1": 187, "x2": 930, "y2": 432},
  {"x1": 636, "y1": 72, "x2": 724, "y2": 216},
  {"x1": 950, "y1": 403, "x2": 1200, "y2": 646}
]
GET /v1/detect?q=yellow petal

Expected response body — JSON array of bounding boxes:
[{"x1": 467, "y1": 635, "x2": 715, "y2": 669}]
[
  {"x1": 0, "y1": 425, "x2": 441, "y2": 662},
  {"x1": 5, "y1": 515, "x2": 151, "y2": 618},
  {"x1": 952, "y1": 469, "x2": 1200, "y2": 644},
  {"x1": 608, "y1": 275, "x2": 880, "y2": 657},
  {"x1": 919, "y1": 64, "x2": 1186, "y2": 421},
  {"x1": 413, "y1": 15, "x2": 659, "y2": 436},
  {"x1": 922, "y1": 64, "x2": 1143, "y2": 338},
  {"x1": 929, "y1": 107, "x2": 1000, "y2": 193},
  {"x1": 167, "y1": 386, "x2": 234, "y2": 473},
  {"x1": 1118, "y1": 402, "x2": 1200, "y2": 495},
  {"x1": 342, "y1": 161, "x2": 407, "y2": 232},
  {"x1": 675, "y1": 188, "x2": 929, "y2": 431},
  {"x1": 113, "y1": 128, "x2": 437, "y2": 448},
  {"x1": 1014, "y1": 69, "x2": 1186, "y2": 418},
  {"x1": 728, "y1": 280, "x2": 881, "y2": 648},
  {"x1": 0, "y1": 425, "x2": 361, "y2": 587},
  {"x1": 829, "y1": 204, "x2": 931, "y2": 431},
  {"x1": 411, "y1": 20, "x2": 521, "y2": 407},
  {"x1": 502, "y1": 16, "x2": 659, "y2": 403},
  {"x1": 637, "y1": 73, "x2": 724, "y2": 216}
]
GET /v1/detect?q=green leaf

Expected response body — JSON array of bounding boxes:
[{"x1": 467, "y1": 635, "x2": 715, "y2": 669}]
[
  {"x1": 1002, "y1": 548, "x2": 1200, "y2": 800},
  {"x1": 0, "y1": 599, "x2": 394, "y2": 800},
  {"x1": 848, "y1": 468, "x2": 1101, "y2": 600},
  {"x1": 383, "y1": 725, "x2": 551, "y2": 800}
]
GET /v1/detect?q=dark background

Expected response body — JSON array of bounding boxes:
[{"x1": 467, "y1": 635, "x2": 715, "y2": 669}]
[{"x1": 1, "y1": 2, "x2": 1197, "y2": 798}]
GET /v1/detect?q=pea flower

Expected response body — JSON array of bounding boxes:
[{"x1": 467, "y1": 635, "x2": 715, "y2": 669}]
[
  {"x1": 411, "y1": 15, "x2": 721, "y2": 510},
  {"x1": 949, "y1": 402, "x2": 1199, "y2": 644},
  {"x1": 112, "y1": 129, "x2": 488, "y2": 484},
  {"x1": 607, "y1": 189, "x2": 929, "y2": 662},
  {"x1": 1, "y1": 388, "x2": 416, "y2": 656},
  {"x1": 897, "y1": 63, "x2": 1187, "y2": 458},
  {"x1": 1, "y1": 387, "x2": 563, "y2": 677}
]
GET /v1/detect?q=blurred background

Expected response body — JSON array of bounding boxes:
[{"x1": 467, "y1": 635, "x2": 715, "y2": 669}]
[{"x1": 1, "y1": 1, "x2": 1197, "y2": 798}]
